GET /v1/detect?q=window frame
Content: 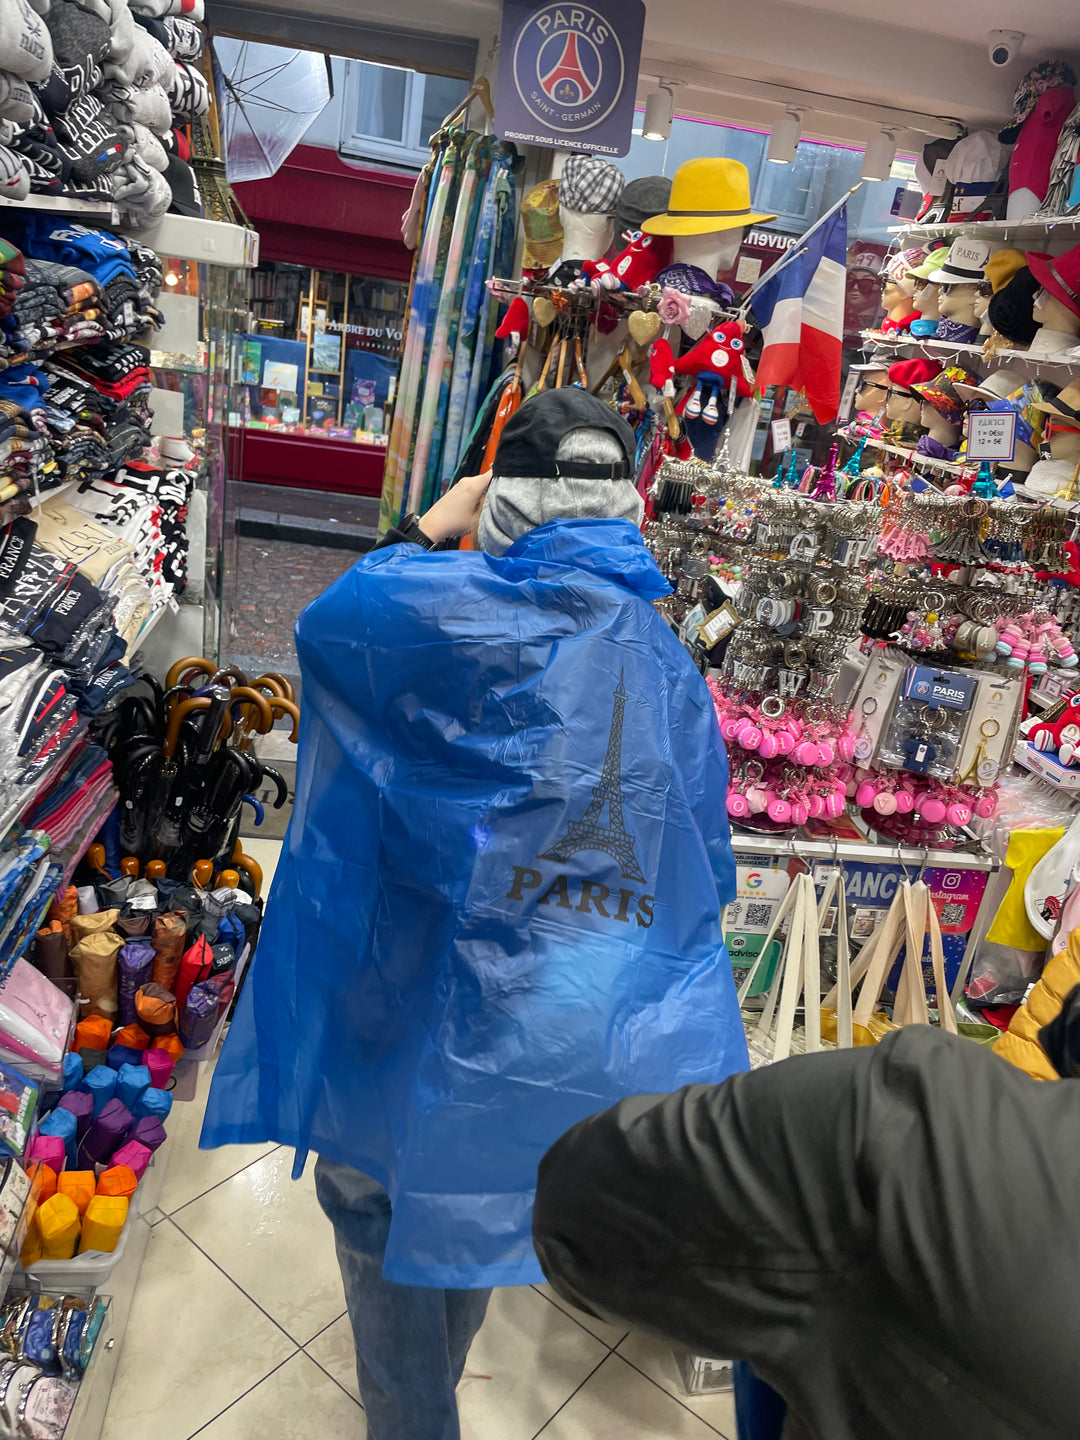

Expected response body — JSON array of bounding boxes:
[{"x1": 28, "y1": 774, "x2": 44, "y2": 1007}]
[{"x1": 339, "y1": 60, "x2": 439, "y2": 169}]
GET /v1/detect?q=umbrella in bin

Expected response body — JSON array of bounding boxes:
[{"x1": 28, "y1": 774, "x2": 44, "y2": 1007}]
[
  {"x1": 170, "y1": 687, "x2": 272, "y2": 871},
  {"x1": 148, "y1": 694, "x2": 234, "y2": 864}
]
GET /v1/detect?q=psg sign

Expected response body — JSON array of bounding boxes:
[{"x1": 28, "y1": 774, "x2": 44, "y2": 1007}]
[{"x1": 495, "y1": 0, "x2": 645, "y2": 156}]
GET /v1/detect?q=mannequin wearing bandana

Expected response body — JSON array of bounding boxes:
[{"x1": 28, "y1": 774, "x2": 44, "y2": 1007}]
[
  {"x1": 917, "y1": 400, "x2": 960, "y2": 460},
  {"x1": 935, "y1": 283, "x2": 983, "y2": 343}
]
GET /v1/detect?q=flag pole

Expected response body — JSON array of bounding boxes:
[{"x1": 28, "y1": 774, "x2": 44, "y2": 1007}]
[{"x1": 738, "y1": 181, "x2": 865, "y2": 318}]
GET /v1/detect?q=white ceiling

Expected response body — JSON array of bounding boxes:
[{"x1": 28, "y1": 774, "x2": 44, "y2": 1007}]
[{"x1": 761, "y1": 0, "x2": 1079, "y2": 54}]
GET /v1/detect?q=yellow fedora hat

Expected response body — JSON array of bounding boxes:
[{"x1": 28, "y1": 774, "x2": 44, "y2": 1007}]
[{"x1": 641, "y1": 157, "x2": 777, "y2": 236}]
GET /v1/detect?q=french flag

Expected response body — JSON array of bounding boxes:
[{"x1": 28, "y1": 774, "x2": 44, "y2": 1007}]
[{"x1": 752, "y1": 205, "x2": 848, "y2": 423}]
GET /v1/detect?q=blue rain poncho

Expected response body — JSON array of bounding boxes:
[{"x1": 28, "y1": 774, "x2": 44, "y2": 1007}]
[{"x1": 201, "y1": 517, "x2": 747, "y2": 1286}]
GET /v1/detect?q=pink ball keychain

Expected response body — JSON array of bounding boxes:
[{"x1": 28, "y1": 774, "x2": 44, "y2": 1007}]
[
  {"x1": 727, "y1": 792, "x2": 750, "y2": 818},
  {"x1": 768, "y1": 797, "x2": 792, "y2": 823},
  {"x1": 855, "y1": 780, "x2": 877, "y2": 808},
  {"x1": 918, "y1": 795, "x2": 948, "y2": 825},
  {"x1": 894, "y1": 783, "x2": 916, "y2": 814}
]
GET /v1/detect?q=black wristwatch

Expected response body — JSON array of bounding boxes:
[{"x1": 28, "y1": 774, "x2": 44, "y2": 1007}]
[{"x1": 399, "y1": 513, "x2": 436, "y2": 549}]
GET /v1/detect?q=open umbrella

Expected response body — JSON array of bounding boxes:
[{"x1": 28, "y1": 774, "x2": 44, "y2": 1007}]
[{"x1": 215, "y1": 39, "x2": 333, "y2": 184}]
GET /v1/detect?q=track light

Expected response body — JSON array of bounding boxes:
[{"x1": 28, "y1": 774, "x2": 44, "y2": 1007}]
[
  {"x1": 860, "y1": 127, "x2": 897, "y2": 181},
  {"x1": 766, "y1": 107, "x2": 803, "y2": 164},
  {"x1": 642, "y1": 82, "x2": 676, "y2": 142}
]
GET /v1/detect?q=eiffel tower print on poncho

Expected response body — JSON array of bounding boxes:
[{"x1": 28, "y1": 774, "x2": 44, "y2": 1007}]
[{"x1": 541, "y1": 673, "x2": 646, "y2": 883}]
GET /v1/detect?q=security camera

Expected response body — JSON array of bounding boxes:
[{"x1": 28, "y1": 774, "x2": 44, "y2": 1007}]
[{"x1": 988, "y1": 30, "x2": 1024, "y2": 68}]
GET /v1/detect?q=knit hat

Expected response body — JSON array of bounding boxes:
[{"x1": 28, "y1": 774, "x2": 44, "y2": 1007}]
[
  {"x1": 559, "y1": 154, "x2": 624, "y2": 216},
  {"x1": 1000, "y1": 62, "x2": 1078, "y2": 142},
  {"x1": 614, "y1": 176, "x2": 671, "y2": 238},
  {"x1": 0, "y1": 0, "x2": 55, "y2": 82},
  {"x1": 478, "y1": 390, "x2": 641, "y2": 556},
  {"x1": 988, "y1": 266, "x2": 1042, "y2": 344}
]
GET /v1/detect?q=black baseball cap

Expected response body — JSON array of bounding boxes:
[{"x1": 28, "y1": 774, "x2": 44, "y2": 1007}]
[{"x1": 492, "y1": 389, "x2": 636, "y2": 480}]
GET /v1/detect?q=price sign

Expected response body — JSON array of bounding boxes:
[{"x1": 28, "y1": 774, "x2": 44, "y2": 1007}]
[
  {"x1": 771, "y1": 417, "x2": 792, "y2": 451},
  {"x1": 839, "y1": 368, "x2": 860, "y2": 421},
  {"x1": 967, "y1": 409, "x2": 1017, "y2": 461}
]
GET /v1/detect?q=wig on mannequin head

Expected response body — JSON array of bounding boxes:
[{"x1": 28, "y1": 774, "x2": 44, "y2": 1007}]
[{"x1": 987, "y1": 266, "x2": 1041, "y2": 346}]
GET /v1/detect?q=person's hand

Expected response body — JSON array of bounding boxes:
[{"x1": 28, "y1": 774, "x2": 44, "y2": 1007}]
[{"x1": 418, "y1": 470, "x2": 493, "y2": 543}]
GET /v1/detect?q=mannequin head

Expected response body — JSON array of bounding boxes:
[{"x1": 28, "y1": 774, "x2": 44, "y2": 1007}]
[
  {"x1": 882, "y1": 276, "x2": 917, "y2": 322},
  {"x1": 1033, "y1": 287, "x2": 1080, "y2": 339},
  {"x1": 1046, "y1": 419, "x2": 1080, "y2": 464},
  {"x1": 973, "y1": 283, "x2": 992, "y2": 334},
  {"x1": 938, "y1": 283, "x2": 982, "y2": 326},
  {"x1": 920, "y1": 401, "x2": 960, "y2": 446},
  {"x1": 854, "y1": 368, "x2": 889, "y2": 414},
  {"x1": 556, "y1": 154, "x2": 624, "y2": 264},
  {"x1": 558, "y1": 205, "x2": 614, "y2": 263},
  {"x1": 998, "y1": 439, "x2": 1038, "y2": 477},
  {"x1": 886, "y1": 385, "x2": 922, "y2": 425},
  {"x1": 673, "y1": 228, "x2": 744, "y2": 276},
  {"x1": 913, "y1": 279, "x2": 941, "y2": 322}
]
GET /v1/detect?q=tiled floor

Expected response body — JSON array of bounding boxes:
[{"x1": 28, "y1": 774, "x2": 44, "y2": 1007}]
[{"x1": 101, "y1": 843, "x2": 737, "y2": 1440}]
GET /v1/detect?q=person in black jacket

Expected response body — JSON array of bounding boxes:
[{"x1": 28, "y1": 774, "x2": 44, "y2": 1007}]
[{"x1": 533, "y1": 1013, "x2": 1080, "y2": 1440}]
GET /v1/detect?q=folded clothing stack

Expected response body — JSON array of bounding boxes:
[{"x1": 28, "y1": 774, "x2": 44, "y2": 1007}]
[
  {"x1": 0, "y1": 514, "x2": 124, "y2": 712},
  {"x1": 0, "y1": 645, "x2": 83, "y2": 807},
  {"x1": 21, "y1": 740, "x2": 115, "y2": 854},
  {"x1": 0, "y1": 832, "x2": 63, "y2": 984},
  {"x1": 0, "y1": 241, "x2": 25, "y2": 321},
  {"x1": 0, "y1": 0, "x2": 209, "y2": 219},
  {"x1": 71, "y1": 457, "x2": 193, "y2": 606},
  {"x1": 7, "y1": 259, "x2": 107, "y2": 355},
  {"x1": 0, "y1": 0, "x2": 54, "y2": 202},
  {"x1": 31, "y1": 491, "x2": 151, "y2": 651},
  {"x1": 46, "y1": 341, "x2": 154, "y2": 472}
]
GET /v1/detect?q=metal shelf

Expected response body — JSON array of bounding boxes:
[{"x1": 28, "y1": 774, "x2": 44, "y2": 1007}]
[
  {"x1": 122, "y1": 214, "x2": 259, "y2": 269},
  {"x1": 859, "y1": 329, "x2": 1079, "y2": 375},
  {"x1": 0, "y1": 191, "x2": 119, "y2": 224},
  {"x1": 729, "y1": 829, "x2": 997, "y2": 871},
  {"x1": 890, "y1": 214, "x2": 1080, "y2": 246}
]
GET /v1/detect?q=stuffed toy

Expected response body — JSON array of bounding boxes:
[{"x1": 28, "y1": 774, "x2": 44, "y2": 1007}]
[
  {"x1": 1030, "y1": 694, "x2": 1080, "y2": 764},
  {"x1": 650, "y1": 321, "x2": 755, "y2": 425},
  {"x1": 495, "y1": 295, "x2": 530, "y2": 341},
  {"x1": 577, "y1": 231, "x2": 673, "y2": 293}
]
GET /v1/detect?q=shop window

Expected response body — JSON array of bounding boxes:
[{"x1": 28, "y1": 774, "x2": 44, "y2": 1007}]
[
  {"x1": 233, "y1": 261, "x2": 409, "y2": 443},
  {"x1": 340, "y1": 61, "x2": 470, "y2": 168}
]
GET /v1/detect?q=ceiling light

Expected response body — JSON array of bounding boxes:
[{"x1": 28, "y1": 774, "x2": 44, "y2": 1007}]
[
  {"x1": 860, "y1": 127, "x2": 897, "y2": 181},
  {"x1": 164, "y1": 270, "x2": 180, "y2": 286},
  {"x1": 642, "y1": 82, "x2": 676, "y2": 142},
  {"x1": 767, "y1": 107, "x2": 803, "y2": 164}
]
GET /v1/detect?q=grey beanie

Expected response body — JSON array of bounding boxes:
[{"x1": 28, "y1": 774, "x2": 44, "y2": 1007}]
[{"x1": 478, "y1": 428, "x2": 644, "y2": 556}]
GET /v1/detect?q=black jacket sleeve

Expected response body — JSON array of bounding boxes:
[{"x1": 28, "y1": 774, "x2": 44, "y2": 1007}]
[{"x1": 533, "y1": 1028, "x2": 1080, "y2": 1440}]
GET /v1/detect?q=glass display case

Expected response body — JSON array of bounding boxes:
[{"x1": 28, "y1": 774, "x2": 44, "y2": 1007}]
[{"x1": 133, "y1": 226, "x2": 256, "y2": 673}]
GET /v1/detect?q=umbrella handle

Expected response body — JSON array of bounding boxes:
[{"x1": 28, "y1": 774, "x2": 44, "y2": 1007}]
[
  {"x1": 164, "y1": 697, "x2": 234, "y2": 758},
  {"x1": 242, "y1": 794, "x2": 265, "y2": 827},
  {"x1": 233, "y1": 840, "x2": 263, "y2": 899},
  {"x1": 248, "y1": 678, "x2": 286, "y2": 699},
  {"x1": 215, "y1": 868, "x2": 241, "y2": 890},
  {"x1": 146, "y1": 860, "x2": 167, "y2": 881},
  {"x1": 211, "y1": 665, "x2": 250, "y2": 688},
  {"x1": 269, "y1": 698, "x2": 300, "y2": 742},
  {"x1": 165, "y1": 656, "x2": 215, "y2": 690},
  {"x1": 87, "y1": 844, "x2": 110, "y2": 878},
  {"x1": 192, "y1": 860, "x2": 214, "y2": 890},
  {"x1": 162, "y1": 685, "x2": 195, "y2": 713},
  {"x1": 258, "y1": 672, "x2": 295, "y2": 703},
  {"x1": 120, "y1": 857, "x2": 139, "y2": 878},
  {"x1": 230, "y1": 687, "x2": 274, "y2": 741}
]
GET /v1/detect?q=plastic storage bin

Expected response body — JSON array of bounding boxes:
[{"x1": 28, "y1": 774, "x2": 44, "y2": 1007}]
[{"x1": 16, "y1": 1186, "x2": 141, "y2": 1292}]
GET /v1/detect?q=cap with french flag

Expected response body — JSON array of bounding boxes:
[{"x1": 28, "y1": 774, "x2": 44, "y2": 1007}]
[{"x1": 751, "y1": 204, "x2": 848, "y2": 423}]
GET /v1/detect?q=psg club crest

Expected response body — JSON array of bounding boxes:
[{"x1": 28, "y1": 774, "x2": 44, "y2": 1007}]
[{"x1": 495, "y1": 0, "x2": 644, "y2": 156}]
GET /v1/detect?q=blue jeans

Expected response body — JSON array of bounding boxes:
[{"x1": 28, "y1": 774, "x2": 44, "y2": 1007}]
[{"x1": 314, "y1": 1158, "x2": 492, "y2": 1440}]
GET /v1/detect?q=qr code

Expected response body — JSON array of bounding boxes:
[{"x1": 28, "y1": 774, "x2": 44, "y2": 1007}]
[
  {"x1": 745, "y1": 902, "x2": 774, "y2": 927},
  {"x1": 939, "y1": 902, "x2": 965, "y2": 927}
]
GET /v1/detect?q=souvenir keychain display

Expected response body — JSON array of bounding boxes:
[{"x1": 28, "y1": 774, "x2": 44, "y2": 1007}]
[{"x1": 705, "y1": 448, "x2": 881, "y2": 830}]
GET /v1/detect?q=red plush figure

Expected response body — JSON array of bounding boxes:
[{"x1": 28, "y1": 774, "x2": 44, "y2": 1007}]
[
  {"x1": 578, "y1": 231, "x2": 673, "y2": 293},
  {"x1": 496, "y1": 295, "x2": 530, "y2": 341},
  {"x1": 649, "y1": 337, "x2": 676, "y2": 391},
  {"x1": 672, "y1": 321, "x2": 755, "y2": 425},
  {"x1": 1030, "y1": 694, "x2": 1080, "y2": 765}
]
